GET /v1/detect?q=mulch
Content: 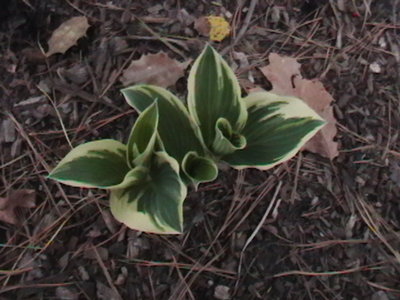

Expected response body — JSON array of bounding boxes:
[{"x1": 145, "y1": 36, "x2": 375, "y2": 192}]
[{"x1": 1, "y1": 0, "x2": 400, "y2": 299}]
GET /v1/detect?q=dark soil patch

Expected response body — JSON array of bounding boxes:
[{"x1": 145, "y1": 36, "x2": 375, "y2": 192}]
[{"x1": 1, "y1": 0, "x2": 400, "y2": 299}]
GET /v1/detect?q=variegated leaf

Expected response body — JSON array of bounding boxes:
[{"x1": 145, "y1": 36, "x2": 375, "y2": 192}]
[
  {"x1": 127, "y1": 102, "x2": 158, "y2": 168},
  {"x1": 212, "y1": 118, "x2": 246, "y2": 156},
  {"x1": 108, "y1": 165, "x2": 149, "y2": 190},
  {"x1": 223, "y1": 92, "x2": 326, "y2": 170},
  {"x1": 48, "y1": 140, "x2": 129, "y2": 188},
  {"x1": 182, "y1": 151, "x2": 218, "y2": 187},
  {"x1": 122, "y1": 84, "x2": 218, "y2": 185},
  {"x1": 187, "y1": 45, "x2": 247, "y2": 149},
  {"x1": 110, "y1": 152, "x2": 186, "y2": 234}
]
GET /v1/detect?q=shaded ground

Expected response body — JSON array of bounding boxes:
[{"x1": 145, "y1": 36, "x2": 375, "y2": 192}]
[{"x1": 1, "y1": 0, "x2": 400, "y2": 299}]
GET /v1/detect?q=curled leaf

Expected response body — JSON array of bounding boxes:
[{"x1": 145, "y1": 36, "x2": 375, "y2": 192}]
[
  {"x1": 212, "y1": 118, "x2": 246, "y2": 156},
  {"x1": 126, "y1": 102, "x2": 159, "y2": 168},
  {"x1": 182, "y1": 152, "x2": 218, "y2": 187}
]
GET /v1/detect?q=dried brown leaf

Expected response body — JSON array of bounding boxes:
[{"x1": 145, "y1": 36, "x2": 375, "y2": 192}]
[
  {"x1": 46, "y1": 16, "x2": 90, "y2": 57},
  {"x1": 259, "y1": 53, "x2": 339, "y2": 159},
  {"x1": 194, "y1": 16, "x2": 211, "y2": 37},
  {"x1": 120, "y1": 52, "x2": 189, "y2": 88},
  {"x1": 0, "y1": 189, "x2": 36, "y2": 225}
]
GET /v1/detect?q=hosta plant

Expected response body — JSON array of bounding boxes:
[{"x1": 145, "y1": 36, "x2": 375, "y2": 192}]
[{"x1": 49, "y1": 45, "x2": 325, "y2": 234}]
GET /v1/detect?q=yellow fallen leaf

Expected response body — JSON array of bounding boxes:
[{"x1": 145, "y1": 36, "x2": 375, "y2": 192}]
[
  {"x1": 206, "y1": 16, "x2": 230, "y2": 42},
  {"x1": 46, "y1": 16, "x2": 90, "y2": 57}
]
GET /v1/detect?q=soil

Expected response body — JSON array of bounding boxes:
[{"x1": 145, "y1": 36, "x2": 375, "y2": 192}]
[{"x1": 1, "y1": 0, "x2": 400, "y2": 299}]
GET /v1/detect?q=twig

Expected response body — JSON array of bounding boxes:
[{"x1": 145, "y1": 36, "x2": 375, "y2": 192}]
[
  {"x1": 367, "y1": 281, "x2": 400, "y2": 294},
  {"x1": 0, "y1": 267, "x2": 33, "y2": 276},
  {"x1": 37, "y1": 85, "x2": 73, "y2": 149},
  {"x1": 64, "y1": 0, "x2": 86, "y2": 15},
  {"x1": 272, "y1": 265, "x2": 383, "y2": 278},
  {"x1": 0, "y1": 282, "x2": 74, "y2": 294},
  {"x1": 93, "y1": 245, "x2": 122, "y2": 300},
  {"x1": 123, "y1": 258, "x2": 235, "y2": 277},
  {"x1": 234, "y1": 181, "x2": 282, "y2": 293},
  {"x1": 7, "y1": 113, "x2": 72, "y2": 212},
  {"x1": 290, "y1": 152, "x2": 302, "y2": 203},
  {"x1": 172, "y1": 248, "x2": 227, "y2": 300},
  {"x1": 221, "y1": 0, "x2": 259, "y2": 55},
  {"x1": 171, "y1": 255, "x2": 195, "y2": 300},
  {"x1": 99, "y1": 49, "x2": 136, "y2": 98},
  {"x1": 135, "y1": 17, "x2": 187, "y2": 60}
]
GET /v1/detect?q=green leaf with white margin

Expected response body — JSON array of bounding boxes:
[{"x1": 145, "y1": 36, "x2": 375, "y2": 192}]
[
  {"x1": 122, "y1": 85, "x2": 204, "y2": 162},
  {"x1": 108, "y1": 165, "x2": 149, "y2": 190},
  {"x1": 110, "y1": 151, "x2": 187, "y2": 234},
  {"x1": 182, "y1": 151, "x2": 218, "y2": 188},
  {"x1": 122, "y1": 84, "x2": 218, "y2": 184},
  {"x1": 126, "y1": 101, "x2": 158, "y2": 168},
  {"x1": 223, "y1": 92, "x2": 326, "y2": 170},
  {"x1": 187, "y1": 45, "x2": 247, "y2": 149},
  {"x1": 212, "y1": 118, "x2": 246, "y2": 156},
  {"x1": 48, "y1": 140, "x2": 130, "y2": 188}
]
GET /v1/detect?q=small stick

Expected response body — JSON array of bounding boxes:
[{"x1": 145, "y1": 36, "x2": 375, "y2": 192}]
[
  {"x1": 93, "y1": 245, "x2": 122, "y2": 300},
  {"x1": 222, "y1": 0, "x2": 259, "y2": 55},
  {"x1": 234, "y1": 181, "x2": 282, "y2": 293},
  {"x1": 135, "y1": 17, "x2": 187, "y2": 60}
]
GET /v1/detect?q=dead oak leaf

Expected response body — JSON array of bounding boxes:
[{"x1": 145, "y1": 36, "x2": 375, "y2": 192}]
[
  {"x1": 194, "y1": 16, "x2": 211, "y2": 37},
  {"x1": 0, "y1": 189, "x2": 36, "y2": 225},
  {"x1": 120, "y1": 52, "x2": 189, "y2": 88},
  {"x1": 46, "y1": 16, "x2": 90, "y2": 57},
  {"x1": 259, "y1": 53, "x2": 339, "y2": 160}
]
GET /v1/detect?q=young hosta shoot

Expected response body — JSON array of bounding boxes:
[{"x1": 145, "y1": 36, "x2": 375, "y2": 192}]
[
  {"x1": 49, "y1": 45, "x2": 325, "y2": 235},
  {"x1": 121, "y1": 85, "x2": 218, "y2": 187},
  {"x1": 123, "y1": 45, "x2": 326, "y2": 171}
]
